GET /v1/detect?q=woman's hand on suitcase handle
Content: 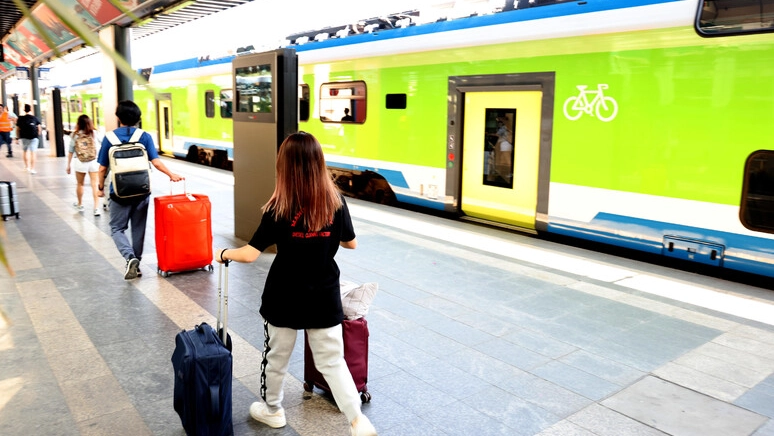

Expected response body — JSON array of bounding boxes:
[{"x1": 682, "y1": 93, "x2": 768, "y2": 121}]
[
  {"x1": 214, "y1": 245, "x2": 261, "y2": 264},
  {"x1": 215, "y1": 248, "x2": 230, "y2": 265}
]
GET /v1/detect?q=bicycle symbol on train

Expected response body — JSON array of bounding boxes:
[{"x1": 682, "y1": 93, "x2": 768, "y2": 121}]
[{"x1": 563, "y1": 84, "x2": 619, "y2": 122}]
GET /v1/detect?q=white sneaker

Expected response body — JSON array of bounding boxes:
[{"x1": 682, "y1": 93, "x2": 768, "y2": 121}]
[
  {"x1": 28, "y1": 169, "x2": 36, "y2": 174},
  {"x1": 93, "y1": 209, "x2": 101, "y2": 216},
  {"x1": 350, "y1": 414, "x2": 377, "y2": 436},
  {"x1": 72, "y1": 202, "x2": 85, "y2": 211},
  {"x1": 249, "y1": 402, "x2": 286, "y2": 428}
]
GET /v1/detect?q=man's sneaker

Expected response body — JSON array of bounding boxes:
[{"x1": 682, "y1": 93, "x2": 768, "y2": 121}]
[
  {"x1": 124, "y1": 258, "x2": 140, "y2": 280},
  {"x1": 93, "y1": 209, "x2": 101, "y2": 216},
  {"x1": 72, "y1": 202, "x2": 84, "y2": 211},
  {"x1": 350, "y1": 414, "x2": 377, "y2": 436},
  {"x1": 249, "y1": 402, "x2": 286, "y2": 428}
]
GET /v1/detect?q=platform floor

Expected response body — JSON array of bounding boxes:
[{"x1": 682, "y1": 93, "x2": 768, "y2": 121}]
[{"x1": 1, "y1": 152, "x2": 774, "y2": 436}]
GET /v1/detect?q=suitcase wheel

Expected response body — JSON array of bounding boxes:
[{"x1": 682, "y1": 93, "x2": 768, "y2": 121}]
[
  {"x1": 207, "y1": 264, "x2": 214, "y2": 272},
  {"x1": 360, "y1": 391, "x2": 371, "y2": 403},
  {"x1": 158, "y1": 269, "x2": 170, "y2": 278}
]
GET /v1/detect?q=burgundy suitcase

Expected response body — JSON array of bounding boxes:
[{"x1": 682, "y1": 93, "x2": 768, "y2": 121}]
[
  {"x1": 303, "y1": 317, "x2": 371, "y2": 403},
  {"x1": 154, "y1": 191, "x2": 213, "y2": 277}
]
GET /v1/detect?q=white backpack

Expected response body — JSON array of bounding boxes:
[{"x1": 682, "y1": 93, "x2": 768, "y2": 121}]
[{"x1": 106, "y1": 129, "x2": 151, "y2": 199}]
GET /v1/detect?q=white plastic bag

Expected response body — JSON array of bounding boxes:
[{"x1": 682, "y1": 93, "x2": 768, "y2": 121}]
[{"x1": 340, "y1": 280, "x2": 378, "y2": 320}]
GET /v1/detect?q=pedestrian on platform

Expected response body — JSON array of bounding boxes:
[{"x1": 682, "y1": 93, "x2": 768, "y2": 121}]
[
  {"x1": 16, "y1": 104, "x2": 42, "y2": 173},
  {"x1": 66, "y1": 114, "x2": 103, "y2": 216},
  {"x1": 97, "y1": 100, "x2": 183, "y2": 280},
  {"x1": 214, "y1": 131, "x2": 377, "y2": 436},
  {"x1": 0, "y1": 103, "x2": 18, "y2": 158}
]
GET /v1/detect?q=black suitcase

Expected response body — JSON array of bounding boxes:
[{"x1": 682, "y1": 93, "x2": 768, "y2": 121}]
[
  {"x1": 0, "y1": 181, "x2": 20, "y2": 221},
  {"x1": 172, "y1": 262, "x2": 233, "y2": 435}
]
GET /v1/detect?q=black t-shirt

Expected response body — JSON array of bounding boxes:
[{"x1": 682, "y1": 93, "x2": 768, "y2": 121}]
[
  {"x1": 249, "y1": 196, "x2": 356, "y2": 329},
  {"x1": 17, "y1": 114, "x2": 41, "y2": 139}
]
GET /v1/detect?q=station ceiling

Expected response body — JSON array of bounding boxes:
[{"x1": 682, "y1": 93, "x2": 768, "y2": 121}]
[{"x1": 1, "y1": 0, "x2": 252, "y2": 74}]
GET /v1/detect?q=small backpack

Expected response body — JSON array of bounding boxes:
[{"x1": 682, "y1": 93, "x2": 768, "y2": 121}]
[
  {"x1": 106, "y1": 129, "x2": 151, "y2": 199},
  {"x1": 73, "y1": 132, "x2": 97, "y2": 162}
]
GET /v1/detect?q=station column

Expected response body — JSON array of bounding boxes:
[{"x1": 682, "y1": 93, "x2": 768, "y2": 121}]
[{"x1": 231, "y1": 49, "x2": 297, "y2": 240}]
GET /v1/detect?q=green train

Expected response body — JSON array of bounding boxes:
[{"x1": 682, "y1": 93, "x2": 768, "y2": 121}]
[{"x1": 61, "y1": 0, "x2": 774, "y2": 278}]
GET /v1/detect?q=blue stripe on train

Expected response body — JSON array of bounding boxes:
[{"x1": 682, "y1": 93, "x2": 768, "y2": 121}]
[
  {"x1": 293, "y1": 0, "x2": 681, "y2": 52},
  {"x1": 547, "y1": 212, "x2": 774, "y2": 277}
]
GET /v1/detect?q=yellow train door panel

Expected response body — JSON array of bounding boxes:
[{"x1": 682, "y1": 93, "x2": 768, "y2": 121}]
[
  {"x1": 157, "y1": 99, "x2": 173, "y2": 154},
  {"x1": 461, "y1": 91, "x2": 542, "y2": 228}
]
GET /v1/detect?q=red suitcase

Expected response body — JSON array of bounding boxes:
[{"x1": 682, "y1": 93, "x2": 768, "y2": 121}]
[
  {"x1": 154, "y1": 192, "x2": 213, "y2": 277},
  {"x1": 303, "y1": 317, "x2": 372, "y2": 403}
]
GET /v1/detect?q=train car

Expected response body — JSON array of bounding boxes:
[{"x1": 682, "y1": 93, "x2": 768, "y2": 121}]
[{"x1": 61, "y1": 0, "x2": 774, "y2": 278}]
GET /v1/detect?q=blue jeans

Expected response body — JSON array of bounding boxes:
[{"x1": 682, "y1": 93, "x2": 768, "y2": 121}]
[
  {"x1": 0, "y1": 131, "x2": 11, "y2": 155},
  {"x1": 109, "y1": 195, "x2": 150, "y2": 261}
]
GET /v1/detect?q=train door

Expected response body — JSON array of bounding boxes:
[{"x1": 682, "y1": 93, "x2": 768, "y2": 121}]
[
  {"x1": 157, "y1": 97, "x2": 173, "y2": 154},
  {"x1": 461, "y1": 90, "x2": 543, "y2": 228},
  {"x1": 90, "y1": 99, "x2": 100, "y2": 129}
]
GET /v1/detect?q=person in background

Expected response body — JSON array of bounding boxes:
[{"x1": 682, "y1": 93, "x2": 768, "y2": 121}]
[
  {"x1": 0, "y1": 103, "x2": 18, "y2": 158},
  {"x1": 66, "y1": 114, "x2": 103, "y2": 216},
  {"x1": 97, "y1": 100, "x2": 183, "y2": 280},
  {"x1": 214, "y1": 132, "x2": 377, "y2": 436},
  {"x1": 16, "y1": 104, "x2": 42, "y2": 173}
]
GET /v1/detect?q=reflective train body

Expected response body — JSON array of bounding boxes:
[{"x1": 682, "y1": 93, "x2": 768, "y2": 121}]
[{"x1": 62, "y1": 0, "x2": 774, "y2": 278}]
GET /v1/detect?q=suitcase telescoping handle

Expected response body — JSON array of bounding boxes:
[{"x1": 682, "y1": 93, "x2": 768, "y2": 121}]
[
  {"x1": 217, "y1": 260, "x2": 230, "y2": 345},
  {"x1": 168, "y1": 179, "x2": 189, "y2": 196}
]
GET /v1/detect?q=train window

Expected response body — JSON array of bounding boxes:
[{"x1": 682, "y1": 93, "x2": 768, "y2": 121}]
[
  {"x1": 319, "y1": 81, "x2": 366, "y2": 123},
  {"x1": 219, "y1": 89, "x2": 233, "y2": 119},
  {"x1": 299, "y1": 84, "x2": 310, "y2": 122},
  {"x1": 386, "y1": 93, "x2": 407, "y2": 109},
  {"x1": 741, "y1": 151, "x2": 774, "y2": 234},
  {"x1": 69, "y1": 98, "x2": 82, "y2": 113},
  {"x1": 697, "y1": 0, "x2": 774, "y2": 36},
  {"x1": 483, "y1": 108, "x2": 515, "y2": 189},
  {"x1": 205, "y1": 90, "x2": 215, "y2": 118}
]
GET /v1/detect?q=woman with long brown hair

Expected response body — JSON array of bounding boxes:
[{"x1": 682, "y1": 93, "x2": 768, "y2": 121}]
[
  {"x1": 215, "y1": 132, "x2": 376, "y2": 435},
  {"x1": 66, "y1": 114, "x2": 103, "y2": 215}
]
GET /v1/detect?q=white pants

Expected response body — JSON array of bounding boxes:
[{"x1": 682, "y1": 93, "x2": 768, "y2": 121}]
[{"x1": 261, "y1": 321, "x2": 362, "y2": 422}]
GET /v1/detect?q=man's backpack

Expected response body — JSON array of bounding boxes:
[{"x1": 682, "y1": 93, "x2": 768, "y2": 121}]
[
  {"x1": 73, "y1": 132, "x2": 97, "y2": 162},
  {"x1": 106, "y1": 129, "x2": 151, "y2": 199}
]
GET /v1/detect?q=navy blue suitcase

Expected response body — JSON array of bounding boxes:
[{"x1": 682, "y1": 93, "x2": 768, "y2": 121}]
[{"x1": 172, "y1": 263, "x2": 233, "y2": 436}]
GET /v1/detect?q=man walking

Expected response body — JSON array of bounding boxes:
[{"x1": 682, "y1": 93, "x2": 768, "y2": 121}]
[
  {"x1": 16, "y1": 104, "x2": 42, "y2": 173},
  {"x1": 97, "y1": 100, "x2": 183, "y2": 280}
]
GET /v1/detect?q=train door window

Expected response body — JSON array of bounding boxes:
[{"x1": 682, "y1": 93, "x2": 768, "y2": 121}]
[
  {"x1": 220, "y1": 89, "x2": 233, "y2": 118},
  {"x1": 319, "y1": 81, "x2": 366, "y2": 123},
  {"x1": 483, "y1": 108, "x2": 516, "y2": 189},
  {"x1": 741, "y1": 150, "x2": 774, "y2": 234},
  {"x1": 697, "y1": 0, "x2": 774, "y2": 36},
  {"x1": 205, "y1": 90, "x2": 215, "y2": 118},
  {"x1": 299, "y1": 84, "x2": 310, "y2": 122}
]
